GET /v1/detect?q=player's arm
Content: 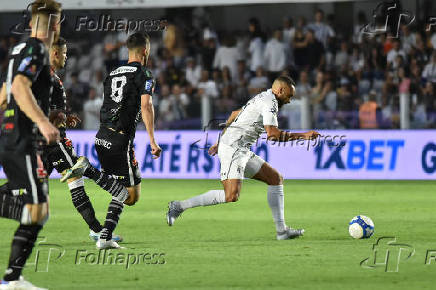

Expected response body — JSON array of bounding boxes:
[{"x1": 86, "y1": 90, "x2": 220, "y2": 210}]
[
  {"x1": 208, "y1": 108, "x2": 241, "y2": 156},
  {"x1": 0, "y1": 82, "x2": 6, "y2": 111},
  {"x1": 264, "y1": 125, "x2": 319, "y2": 142},
  {"x1": 262, "y1": 96, "x2": 319, "y2": 142},
  {"x1": 141, "y1": 93, "x2": 161, "y2": 159},
  {"x1": 11, "y1": 75, "x2": 59, "y2": 143}
]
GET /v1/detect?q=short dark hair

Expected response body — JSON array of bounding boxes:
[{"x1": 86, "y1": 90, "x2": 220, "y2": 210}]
[
  {"x1": 53, "y1": 36, "x2": 66, "y2": 47},
  {"x1": 126, "y1": 32, "x2": 150, "y2": 50},
  {"x1": 275, "y1": 75, "x2": 296, "y2": 88}
]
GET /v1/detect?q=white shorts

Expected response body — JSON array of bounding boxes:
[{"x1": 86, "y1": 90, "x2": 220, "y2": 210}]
[{"x1": 218, "y1": 143, "x2": 265, "y2": 181}]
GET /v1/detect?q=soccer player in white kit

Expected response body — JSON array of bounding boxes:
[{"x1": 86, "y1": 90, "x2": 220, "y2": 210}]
[{"x1": 166, "y1": 76, "x2": 320, "y2": 240}]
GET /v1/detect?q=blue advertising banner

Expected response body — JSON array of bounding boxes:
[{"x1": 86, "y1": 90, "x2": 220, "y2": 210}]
[{"x1": 0, "y1": 130, "x2": 435, "y2": 179}]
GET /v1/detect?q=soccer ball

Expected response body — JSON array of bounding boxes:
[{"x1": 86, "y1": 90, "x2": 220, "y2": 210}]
[{"x1": 348, "y1": 215, "x2": 374, "y2": 239}]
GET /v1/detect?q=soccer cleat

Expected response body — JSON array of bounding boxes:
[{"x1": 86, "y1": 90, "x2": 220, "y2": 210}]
[
  {"x1": 96, "y1": 238, "x2": 124, "y2": 249},
  {"x1": 276, "y1": 227, "x2": 305, "y2": 240},
  {"x1": 166, "y1": 201, "x2": 184, "y2": 226},
  {"x1": 89, "y1": 230, "x2": 123, "y2": 243},
  {"x1": 0, "y1": 277, "x2": 47, "y2": 290},
  {"x1": 60, "y1": 156, "x2": 90, "y2": 183}
]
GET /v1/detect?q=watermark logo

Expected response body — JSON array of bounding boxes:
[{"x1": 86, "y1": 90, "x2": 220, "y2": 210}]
[
  {"x1": 75, "y1": 250, "x2": 166, "y2": 269},
  {"x1": 361, "y1": 0, "x2": 436, "y2": 37},
  {"x1": 10, "y1": 2, "x2": 166, "y2": 35},
  {"x1": 361, "y1": 1, "x2": 414, "y2": 38},
  {"x1": 26, "y1": 237, "x2": 65, "y2": 272},
  {"x1": 24, "y1": 237, "x2": 166, "y2": 272},
  {"x1": 192, "y1": 118, "x2": 346, "y2": 152},
  {"x1": 360, "y1": 237, "x2": 415, "y2": 272},
  {"x1": 10, "y1": 2, "x2": 65, "y2": 36}
]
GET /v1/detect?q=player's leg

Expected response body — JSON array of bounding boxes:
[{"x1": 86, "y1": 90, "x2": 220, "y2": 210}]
[
  {"x1": 44, "y1": 140, "x2": 104, "y2": 233},
  {"x1": 250, "y1": 159, "x2": 304, "y2": 240},
  {"x1": 94, "y1": 131, "x2": 137, "y2": 249},
  {"x1": 59, "y1": 137, "x2": 129, "y2": 203},
  {"x1": 0, "y1": 152, "x2": 49, "y2": 284},
  {"x1": 167, "y1": 144, "x2": 246, "y2": 226}
]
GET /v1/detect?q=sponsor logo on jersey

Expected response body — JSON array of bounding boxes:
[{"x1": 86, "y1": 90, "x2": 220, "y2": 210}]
[
  {"x1": 145, "y1": 80, "x2": 153, "y2": 91},
  {"x1": 110, "y1": 66, "x2": 137, "y2": 76},
  {"x1": 53, "y1": 159, "x2": 64, "y2": 167},
  {"x1": 17, "y1": 56, "x2": 32, "y2": 72},
  {"x1": 95, "y1": 137, "x2": 112, "y2": 149}
]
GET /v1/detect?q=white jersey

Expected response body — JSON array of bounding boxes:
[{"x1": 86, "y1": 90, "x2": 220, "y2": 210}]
[{"x1": 221, "y1": 89, "x2": 278, "y2": 149}]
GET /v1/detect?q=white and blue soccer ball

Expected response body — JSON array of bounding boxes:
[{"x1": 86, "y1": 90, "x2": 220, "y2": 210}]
[{"x1": 348, "y1": 215, "x2": 374, "y2": 239}]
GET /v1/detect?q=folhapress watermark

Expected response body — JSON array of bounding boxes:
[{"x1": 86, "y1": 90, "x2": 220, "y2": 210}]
[
  {"x1": 10, "y1": 2, "x2": 167, "y2": 35},
  {"x1": 25, "y1": 237, "x2": 166, "y2": 272},
  {"x1": 75, "y1": 249, "x2": 166, "y2": 269}
]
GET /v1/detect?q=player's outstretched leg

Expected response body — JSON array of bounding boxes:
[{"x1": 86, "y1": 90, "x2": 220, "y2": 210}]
[
  {"x1": 167, "y1": 180, "x2": 241, "y2": 226},
  {"x1": 63, "y1": 156, "x2": 129, "y2": 203},
  {"x1": 252, "y1": 163, "x2": 304, "y2": 240}
]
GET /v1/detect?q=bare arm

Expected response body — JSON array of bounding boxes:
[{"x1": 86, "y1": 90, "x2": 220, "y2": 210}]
[
  {"x1": 208, "y1": 108, "x2": 241, "y2": 156},
  {"x1": 264, "y1": 125, "x2": 319, "y2": 142},
  {"x1": 0, "y1": 82, "x2": 6, "y2": 111},
  {"x1": 221, "y1": 108, "x2": 241, "y2": 136},
  {"x1": 141, "y1": 93, "x2": 161, "y2": 159},
  {"x1": 11, "y1": 75, "x2": 59, "y2": 143}
]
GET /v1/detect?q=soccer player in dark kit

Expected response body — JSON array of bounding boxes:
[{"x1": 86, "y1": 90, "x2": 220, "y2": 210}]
[
  {"x1": 42, "y1": 36, "x2": 128, "y2": 242},
  {"x1": 0, "y1": 1, "x2": 61, "y2": 289},
  {"x1": 93, "y1": 32, "x2": 162, "y2": 249}
]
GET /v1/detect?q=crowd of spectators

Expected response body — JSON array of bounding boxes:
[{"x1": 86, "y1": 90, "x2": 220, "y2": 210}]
[{"x1": 0, "y1": 7, "x2": 435, "y2": 130}]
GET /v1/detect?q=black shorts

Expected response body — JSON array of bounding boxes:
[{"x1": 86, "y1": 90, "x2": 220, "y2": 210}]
[
  {"x1": 0, "y1": 150, "x2": 48, "y2": 204},
  {"x1": 43, "y1": 137, "x2": 79, "y2": 176},
  {"x1": 95, "y1": 127, "x2": 141, "y2": 187}
]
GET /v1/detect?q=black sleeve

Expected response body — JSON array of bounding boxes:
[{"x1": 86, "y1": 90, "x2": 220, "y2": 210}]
[
  {"x1": 135, "y1": 69, "x2": 155, "y2": 96},
  {"x1": 0, "y1": 70, "x2": 5, "y2": 84},
  {"x1": 16, "y1": 42, "x2": 45, "y2": 82}
]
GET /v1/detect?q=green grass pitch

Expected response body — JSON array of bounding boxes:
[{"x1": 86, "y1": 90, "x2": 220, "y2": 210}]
[{"x1": 1, "y1": 179, "x2": 436, "y2": 289}]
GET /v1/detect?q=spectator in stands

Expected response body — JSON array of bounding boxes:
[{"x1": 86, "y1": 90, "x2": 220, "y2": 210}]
[
  {"x1": 282, "y1": 17, "x2": 295, "y2": 66},
  {"x1": 353, "y1": 11, "x2": 367, "y2": 44},
  {"x1": 359, "y1": 91, "x2": 379, "y2": 129},
  {"x1": 248, "y1": 18, "x2": 265, "y2": 74},
  {"x1": 201, "y1": 34, "x2": 217, "y2": 71},
  {"x1": 216, "y1": 85, "x2": 236, "y2": 115},
  {"x1": 305, "y1": 29, "x2": 325, "y2": 70},
  {"x1": 163, "y1": 23, "x2": 186, "y2": 65},
  {"x1": 83, "y1": 88, "x2": 103, "y2": 130},
  {"x1": 387, "y1": 39, "x2": 406, "y2": 66},
  {"x1": 264, "y1": 30, "x2": 287, "y2": 83},
  {"x1": 235, "y1": 60, "x2": 250, "y2": 105},
  {"x1": 423, "y1": 82, "x2": 436, "y2": 127},
  {"x1": 248, "y1": 66, "x2": 268, "y2": 96},
  {"x1": 169, "y1": 84, "x2": 189, "y2": 120},
  {"x1": 335, "y1": 41, "x2": 350, "y2": 69},
  {"x1": 307, "y1": 9, "x2": 335, "y2": 48},
  {"x1": 422, "y1": 50, "x2": 436, "y2": 83},
  {"x1": 158, "y1": 84, "x2": 175, "y2": 125},
  {"x1": 293, "y1": 27, "x2": 307, "y2": 69},
  {"x1": 197, "y1": 70, "x2": 219, "y2": 99},
  {"x1": 68, "y1": 71, "x2": 89, "y2": 114},
  {"x1": 213, "y1": 34, "x2": 240, "y2": 82},
  {"x1": 400, "y1": 24, "x2": 416, "y2": 54},
  {"x1": 185, "y1": 57, "x2": 202, "y2": 88}
]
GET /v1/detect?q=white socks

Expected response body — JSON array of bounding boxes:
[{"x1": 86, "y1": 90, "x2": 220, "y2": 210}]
[
  {"x1": 179, "y1": 190, "x2": 226, "y2": 210},
  {"x1": 267, "y1": 185, "x2": 286, "y2": 232}
]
